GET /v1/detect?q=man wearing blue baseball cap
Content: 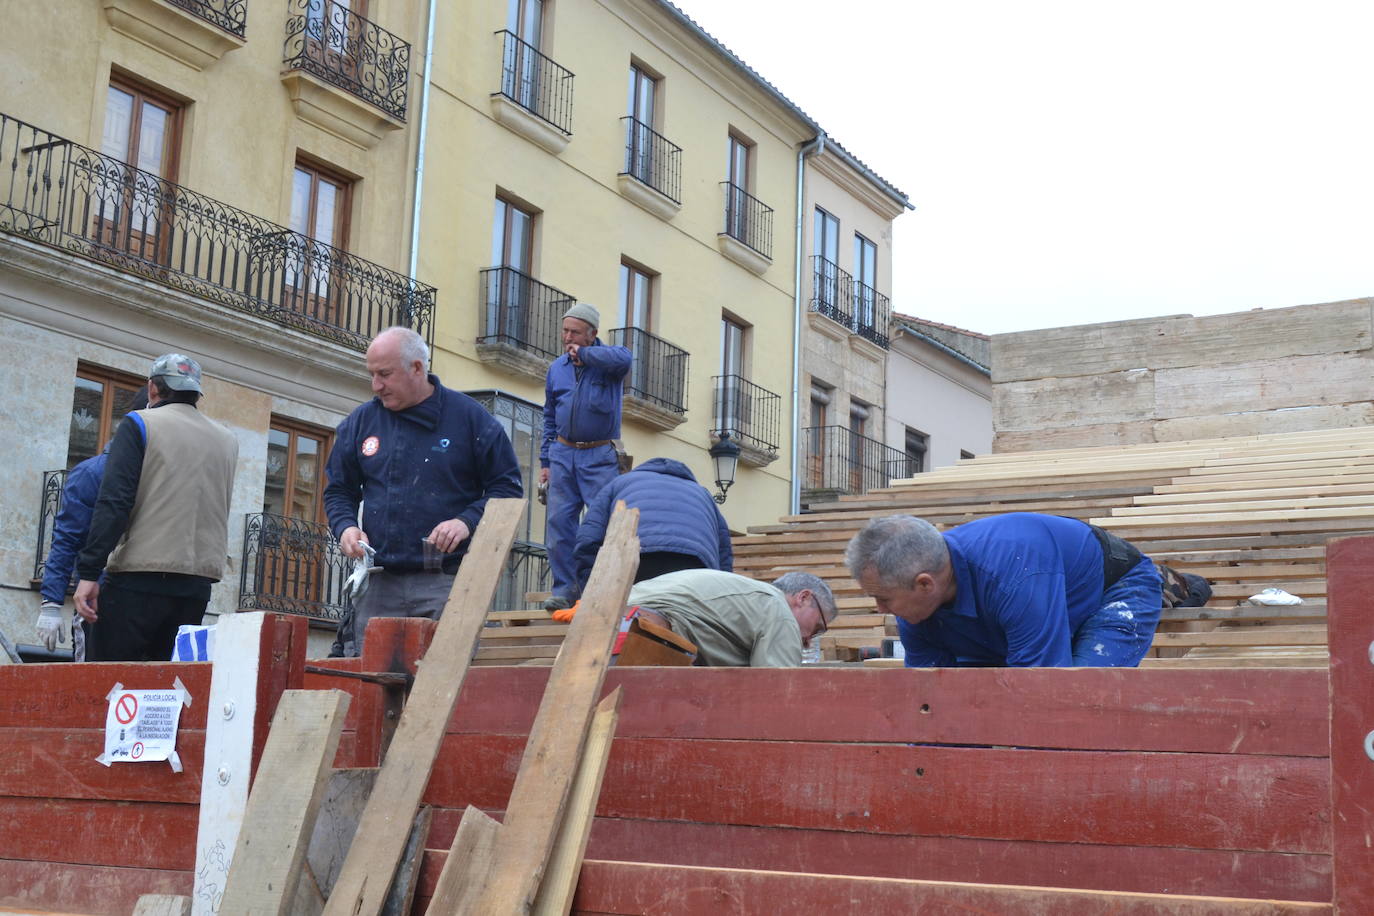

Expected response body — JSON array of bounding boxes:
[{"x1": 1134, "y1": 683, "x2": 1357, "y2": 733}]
[{"x1": 75, "y1": 352, "x2": 239, "y2": 661}]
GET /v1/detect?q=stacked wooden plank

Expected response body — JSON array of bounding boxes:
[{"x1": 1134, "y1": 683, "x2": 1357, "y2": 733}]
[{"x1": 734, "y1": 425, "x2": 1374, "y2": 666}]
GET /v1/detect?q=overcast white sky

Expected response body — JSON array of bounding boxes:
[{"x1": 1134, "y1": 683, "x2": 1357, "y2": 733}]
[{"x1": 675, "y1": 0, "x2": 1374, "y2": 335}]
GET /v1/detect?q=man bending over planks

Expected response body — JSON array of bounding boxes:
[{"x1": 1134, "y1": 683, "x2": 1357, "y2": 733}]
[
  {"x1": 847, "y1": 513, "x2": 1162, "y2": 667},
  {"x1": 558, "y1": 569, "x2": 837, "y2": 666}
]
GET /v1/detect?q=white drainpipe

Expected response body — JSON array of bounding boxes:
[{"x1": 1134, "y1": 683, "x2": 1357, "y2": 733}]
[{"x1": 790, "y1": 132, "x2": 825, "y2": 515}]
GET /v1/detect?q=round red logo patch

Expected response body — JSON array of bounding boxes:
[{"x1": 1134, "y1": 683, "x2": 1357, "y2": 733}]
[{"x1": 361, "y1": 436, "x2": 380, "y2": 457}]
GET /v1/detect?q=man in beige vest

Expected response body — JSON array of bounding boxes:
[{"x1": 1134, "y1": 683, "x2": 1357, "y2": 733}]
[{"x1": 74, "y1": 353, "x2": 238, "y2": 661}]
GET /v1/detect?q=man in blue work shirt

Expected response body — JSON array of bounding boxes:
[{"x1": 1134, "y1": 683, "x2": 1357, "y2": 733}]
[
  {"x1": 846, "y1": 513, "x2": 1162, "y2": 667},
  {"x1": 539, "y1": 303, "x2": 631, "y2": 611},
  {"x1": 325, "y1": 327, "x2": 524, "y2": 655},
  {"x1": 35, "y1": 389, "x2": 147, "y2": 659}
]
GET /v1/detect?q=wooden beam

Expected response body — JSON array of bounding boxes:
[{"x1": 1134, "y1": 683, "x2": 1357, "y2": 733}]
[
  {"x1": 532, "y1": 687, "x2": 623, "y2": 916},
  {"x1": 322, "y1": 498, "x2": 526, "y2": 916},
  {"x1": 427, "y1": 805, "x2": 502, "y2": 912},
  {"x1": 467, "y1": 505, "x2": 640, "y2": 913},
  {"x1": 220, "y1": 690, "x2": 350, "y2": 916}
]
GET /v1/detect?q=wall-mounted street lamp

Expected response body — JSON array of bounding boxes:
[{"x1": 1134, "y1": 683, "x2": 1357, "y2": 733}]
[{"x1": 708, "y1": 431, "x2": 741, "y2": 504}]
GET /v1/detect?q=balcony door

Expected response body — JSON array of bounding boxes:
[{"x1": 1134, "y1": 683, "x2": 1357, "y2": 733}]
[
  {"x1": 626, "y1": 65, "x2": 657, "y2": 185},
  {"x1": 725, "y1": 134, "x2": 751, "y2": 240},
  {"x1": 506, "y1": 0, "x2": 544, "y2": 110},
  {"x1": 259, "y1": 419, "x2": 332, "y2": 606},
  {"x1": 305, "y1": 0, "x2": 367, "y2": 77},
  {"x1": 813, "y1": 207, "x2": 840, "y2": 315},
  {"x1": 96, "y1": 80, "x2": 180, "y2": 264},
  {"x1": 488, "y1": 197, "x2": 537, "y2": 349},
  {"x1": 854, "y1": 233, "x2": 877, "y2": 331},
  {"x1": 67, "y1": 365, "x2": 146, "y2": 470},
  {"x1": 718, "y1": 315, "x2": 748, "y2": 433},
  {"x1": 618, "y1": 261, "x2": 655, "y2": 398},
  {"x1": 288, "y1": 161, "x2": 351, "y2": 327}
]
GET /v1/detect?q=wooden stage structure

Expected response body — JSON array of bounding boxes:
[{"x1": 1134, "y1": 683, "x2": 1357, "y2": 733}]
[{"x1": 3, "y1": 532, "x2": 1374, "y2": 913}]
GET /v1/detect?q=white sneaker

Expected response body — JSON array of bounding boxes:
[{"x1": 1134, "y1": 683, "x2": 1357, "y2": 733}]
[{"x1": 1247, "y1": 587, "x2": 1303, "y2": 606}]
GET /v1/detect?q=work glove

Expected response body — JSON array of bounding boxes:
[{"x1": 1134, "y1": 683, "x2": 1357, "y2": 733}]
[
  {"x1": 551, "y1": 600, "x2": 580, "y2": 623},
  {"x1": 36, "y1": 602, "x2": 66, "y2": 652},
  {"x1": 342, "y1": 543, "x2": 382, "y2": 602}
]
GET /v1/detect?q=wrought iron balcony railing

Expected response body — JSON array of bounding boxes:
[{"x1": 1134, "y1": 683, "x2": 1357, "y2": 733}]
[
  {"x1": 712, "y1": 374, "x2": 781, "y2": 454},
  {"x1": 852, "y1": 279, "x2": 891, "y2": 348},
  {"x1": 811, "y1": 255, "x2": 854, "y2": 327},
  {"x1": 496, "y1": 539, "x2": 551, "y2": 610},
  {"x1": 478, "y1": 266, "x2": 576, "y2": 361},
  {"x1": 239, "y1": 512, "x2": 350, "y2": 623},
  {"x1": 283, "y1": 0, "x2": 411, "y2": 120},
  {"x1": 620, "y1": 117, "x2": 681, "y2": 204},
  {"x1": 810, "y1": 256, "x2": 891, "y2": 348},
  {"x1": 721, "y1": 182, "x2": 773, "y2": 259},
  {"x1": 32, "y1": 469, "x2": 67, "y2": 586},
  {"x1": 169, "y1": 0, "x2": 248, "y2": 37},
  {"x1": 496, "y1": 30, "x2": 574, "y2": 135},
  {"x1": 802, "y1": 426, "x2": 914, "y2": 500},
  {"x1": 608, "y1": 327, "x2": 689, "y2": 415},
  {"x1": 0, "y1": 112, "x2": 434, "y2": 351}
]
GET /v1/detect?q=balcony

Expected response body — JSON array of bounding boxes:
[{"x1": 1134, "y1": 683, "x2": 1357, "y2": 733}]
[
  {"x1": 281, "y1": 0, "x2": 410, "y2": 147},
  {"x1": 103, "y1": 0, "x2": 246, "y2": 70},
  {"x1": 0, "y1": 112, "x2": 434, "y2": 351},
  {"x1": 617, "y1": 117, "x2": 681, "y2": 220},
  {"x1": 239, "y1": 513, "x2": 349, "y2": 623},
  {"x1": 712, "y1": 374, "x2": 781, "y2": 468},
  {"x1": 491, "y1": 30, "x2": 574, "y2": 154},
  {"x1": 476, "y1": 266, "x2": 576, "y2": 382},
  {"x1": 801, "y1": 426, "x2": 914, "y2": 506},
  {"x1": 718, "y1": 182, "x2": 773, "y2": 274},
  {"x1": 608, "y1": 327, "x2": 688, "y2": 431},
  {"x1": 31, "y1": 469, "x2": 67, "y2": 588},
  {"x1": 810, "y1": 255, "x2": 892, "y2": 350}
]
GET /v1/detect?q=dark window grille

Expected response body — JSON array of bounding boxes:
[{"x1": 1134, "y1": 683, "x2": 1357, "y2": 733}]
[
  {"x1": 721, "y1": 182, "x2": 773, "y2": 259},
  {"x1": 712, "y1": 374, "x2": 781, "y2": 454},
  {"x1": 466, "y1": 388, "x2": 546, "y2": 547},
  {"x1": 478, "y1": 266, "x2": 575, "y2": 361},
  {"x1": 802, "y1": 426, "x2": 915, "y2": 500},
  {"x1": 32, "y1": 469, "x2": 68, "y2": 586},
  {"x1": 496, "y1": 539, "x2": 550, "y2": 610},
  {"x1": 608, "y1": 327, "x2": 689, "y2": 415},
  {"x1": 283, "y1": 0, "x2": 412, "y2": 121},
  {"x1": 0, "y1": 111, "x2": 435, "y2": 351},
  {"x1": 169, "y1": 0, "x2": 247, "y2": 38},
  {"x1": 620, "y1": 117, "x2": 681, "y2": 204},
  {"x1": 853, "y1": 279, "x2": 891, "y2": 348},
  {"x1": 495, "y1": 30, "x2": 574, "y2": 135},
  {"x1": 239, "y1": 512, "x2": 350, "y2": 623},
  {"x1": 811, "y1": 255, "x2": 853, "y2": 327}
]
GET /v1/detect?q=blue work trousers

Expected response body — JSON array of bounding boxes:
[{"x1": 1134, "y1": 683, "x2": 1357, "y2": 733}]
[
  {"x1": 547, "y1": 442, "x2": 619, "y2": 599},
  {"x1": 1071, "y1": 556, "x2": 1163, "y2": 666}
]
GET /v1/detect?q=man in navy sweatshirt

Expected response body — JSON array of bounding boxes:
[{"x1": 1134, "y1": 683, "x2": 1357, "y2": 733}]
[{"x1": 325, "y1": 327, "x2": 524, "y2": 655}]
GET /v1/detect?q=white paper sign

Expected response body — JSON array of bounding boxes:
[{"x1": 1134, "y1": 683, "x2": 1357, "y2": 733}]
[{"x1": 97, "y1": 678, "x2": 192, "y2": 772}]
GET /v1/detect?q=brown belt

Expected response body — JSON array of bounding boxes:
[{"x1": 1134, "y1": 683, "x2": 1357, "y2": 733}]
[{"x1": 557, "y1": 436, "x2": 613, "y2": 449}]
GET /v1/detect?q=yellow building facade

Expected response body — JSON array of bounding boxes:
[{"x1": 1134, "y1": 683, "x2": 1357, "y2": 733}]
[{"x1": 0, "y1": 0, "x2": 905, "y2": 652}]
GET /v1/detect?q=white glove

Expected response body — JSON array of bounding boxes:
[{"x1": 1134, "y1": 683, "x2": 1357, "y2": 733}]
[
  {"x1": 342, "y1": 543, "x2": 382, "y2": 602},
  {"x1": 37, "y1": 602, "x2": 66, "y2": 652}
]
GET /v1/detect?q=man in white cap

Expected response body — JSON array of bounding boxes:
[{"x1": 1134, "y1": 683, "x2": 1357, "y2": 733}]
[
  {"x1": 540, "y1": 303, "x2": 631, "y2": 610},
  {"x1": 74, "y1": 353, "x2": 239, "y2": 661}
]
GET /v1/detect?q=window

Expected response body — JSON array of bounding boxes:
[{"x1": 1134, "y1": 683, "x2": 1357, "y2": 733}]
[
  {"x1": 807, "y1": 381, "x2": 832, "y2": 489},
  {"x1": 617, "y1": 262, "x2": 653, "y2": 331},
  {"x1": 849, "y1": 400, "x2": 871, "y2": 491},
  {"x1": 854, "y1": 233, "x2": 878, "y2": 330},
  {"x1": 905, "y1": 427, "x2": 929, "y2": 475},
  {"x1": 305, "y1": 0, "x2": 368, "y2": 68},
  {"x1": 97, "y1": 77, "x2": 182, "y2": 260},
  {"x1": 724, "y1": 133, "x2": 752, "y2": 241},
  {"x1": 813, "y1": 207, "x2": 841, "y2": 315},
  {"x1": 625, "y1": 64, "x2": 659, "y2": 186},
  {"x1": 717, "y1": 314, "x2": 749, "y2": 434},
  {"x1": 67, "y1": 365, "x2": 147, "y2": 470},
  {"x1": 486, "y1": 196, "x2": 539, "y2": 348},
  {"x1": 287, "y1": 160, "x2": 352, "y2": 318},
  {"x1": 505, "y1": 0, "x2": 545, "y2": 109},
  {"x1": 264, "y1": 418, "x2": 332, "y2": 524},
  {"x1": 721, "y1": 315, "x2": 746, "y2": 378}
]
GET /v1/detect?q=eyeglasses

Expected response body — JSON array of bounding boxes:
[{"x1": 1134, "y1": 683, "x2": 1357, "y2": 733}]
[{"x1": 810, "y1": 593, "x2": 829, "y2": 639}]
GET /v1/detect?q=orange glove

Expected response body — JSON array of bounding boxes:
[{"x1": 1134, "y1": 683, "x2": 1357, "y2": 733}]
[{"x1": 552, "y1": 601, "x2": 580, "y2": 623}]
